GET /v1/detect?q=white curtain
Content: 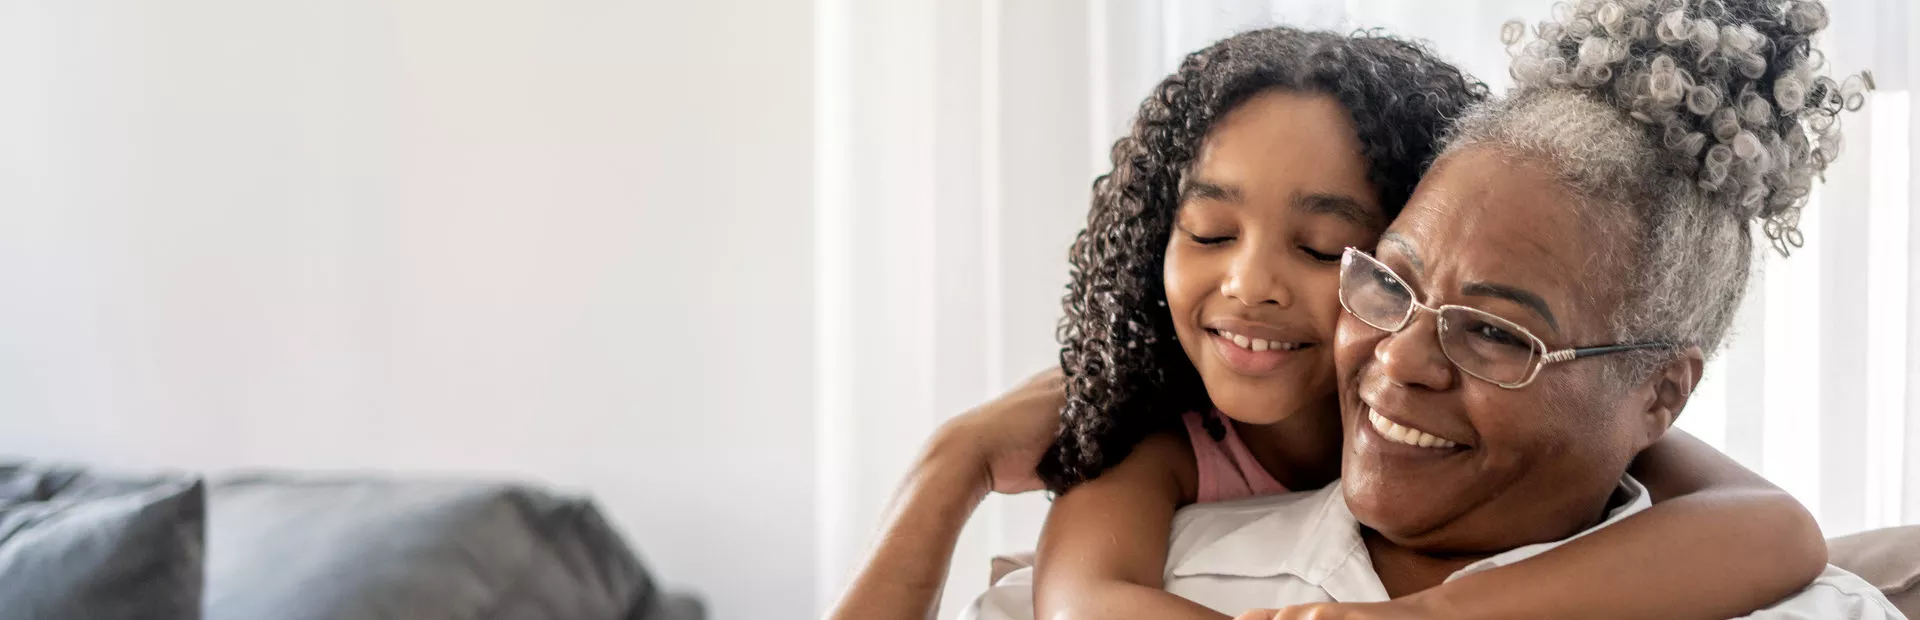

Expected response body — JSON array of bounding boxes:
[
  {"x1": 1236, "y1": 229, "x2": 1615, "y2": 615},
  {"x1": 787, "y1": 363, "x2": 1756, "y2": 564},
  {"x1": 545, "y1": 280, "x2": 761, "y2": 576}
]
[{"x1": 812, "y1": 1, "x2": 1919, "y2": 617}]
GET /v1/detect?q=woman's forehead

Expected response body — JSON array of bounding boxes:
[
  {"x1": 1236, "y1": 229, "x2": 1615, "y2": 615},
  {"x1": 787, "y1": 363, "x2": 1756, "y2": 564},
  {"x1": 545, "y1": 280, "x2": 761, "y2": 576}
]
[
  {"x1": 1391, "y1": 150, "x2": 1599, "y2": 258},
  {"x1": 1383, "y1": 150, "x2": 1618, "y2": 321}
]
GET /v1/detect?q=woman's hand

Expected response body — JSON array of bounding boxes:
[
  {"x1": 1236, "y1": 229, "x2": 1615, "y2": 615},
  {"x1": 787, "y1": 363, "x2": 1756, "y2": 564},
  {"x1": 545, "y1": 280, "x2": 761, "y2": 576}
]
[{"x1": 927, "y1": 367, "x2": 1066, "y2": 495}]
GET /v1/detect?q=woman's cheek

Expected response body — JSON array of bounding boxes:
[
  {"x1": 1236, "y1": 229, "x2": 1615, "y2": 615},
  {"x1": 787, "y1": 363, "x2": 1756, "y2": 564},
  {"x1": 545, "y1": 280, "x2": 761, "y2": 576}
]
[{"x1": 1333, "y1": 315, "x2": 1379, "y2": 377}]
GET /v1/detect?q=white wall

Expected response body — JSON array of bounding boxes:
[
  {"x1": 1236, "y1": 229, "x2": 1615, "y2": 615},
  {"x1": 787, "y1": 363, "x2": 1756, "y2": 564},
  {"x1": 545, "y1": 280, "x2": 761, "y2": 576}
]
[{"x1": 0, "y1": 2, "x2": 815, "y2": 619}]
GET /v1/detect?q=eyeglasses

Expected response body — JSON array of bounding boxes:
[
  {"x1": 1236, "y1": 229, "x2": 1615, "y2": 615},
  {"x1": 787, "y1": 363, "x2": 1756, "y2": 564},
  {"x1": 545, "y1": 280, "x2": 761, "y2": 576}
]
[{"x1": 1338, "y1": 247, "x2": 1669, "y2": 389}]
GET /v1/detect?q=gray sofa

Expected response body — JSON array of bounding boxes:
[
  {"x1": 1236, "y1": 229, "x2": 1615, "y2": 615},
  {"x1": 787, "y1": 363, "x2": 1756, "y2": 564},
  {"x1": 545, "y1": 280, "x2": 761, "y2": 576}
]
[
  {"x1": 0, "y1": 463, "x2": 703, "y2": 620},
  {"x1": 0, "y1": 465, "x2": 205, "y2": 620}
]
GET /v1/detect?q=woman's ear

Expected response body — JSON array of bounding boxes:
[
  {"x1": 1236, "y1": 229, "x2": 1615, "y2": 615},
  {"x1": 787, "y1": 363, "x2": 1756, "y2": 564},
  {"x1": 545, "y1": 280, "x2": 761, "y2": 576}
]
[{"x1": 1639, "y1": 346, "x2": 1705, "y2": 449}]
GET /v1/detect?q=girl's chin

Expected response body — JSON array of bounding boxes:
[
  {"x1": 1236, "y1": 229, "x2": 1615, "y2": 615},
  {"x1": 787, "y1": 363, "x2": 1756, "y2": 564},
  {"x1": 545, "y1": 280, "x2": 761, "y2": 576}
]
[
  {"x1": 1203, "y1": 371, "x2": 1336, "y2": 420},
  {"x1": 1207, "y1": 396, "x2": 1306, "y2": 425}
]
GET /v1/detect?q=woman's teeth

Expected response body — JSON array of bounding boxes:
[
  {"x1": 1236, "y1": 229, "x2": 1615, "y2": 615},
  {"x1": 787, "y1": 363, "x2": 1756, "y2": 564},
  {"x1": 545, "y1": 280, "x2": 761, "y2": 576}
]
[
  {"x1": 1368, "y1": 409, "x2": 1458, "y2": 449},
  {"x1": 1215, "y1": 330, "x2": 1307, "y2": 353}
]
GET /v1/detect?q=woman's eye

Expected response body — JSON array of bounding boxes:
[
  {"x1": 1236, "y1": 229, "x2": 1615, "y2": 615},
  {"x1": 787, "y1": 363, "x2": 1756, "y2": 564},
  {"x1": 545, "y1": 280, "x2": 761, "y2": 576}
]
[
  {"x1": 1371, "y1": 269, "x2": 1407, "y2": 296},
  {"x1": 1468, "y1": 321, "x2": 1530, "y2": 349},
  {"x1": 1301, "y1": 246, "x2": 1341, "y2": 262},
  {"x1": 1188, "y1": 232, "x2": 1234, "y2": 245}
]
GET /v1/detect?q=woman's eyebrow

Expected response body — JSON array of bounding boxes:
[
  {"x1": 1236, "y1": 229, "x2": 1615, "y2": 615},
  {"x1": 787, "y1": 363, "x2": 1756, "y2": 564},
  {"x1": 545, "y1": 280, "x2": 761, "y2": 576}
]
[
  {"x1": 1382, "y1": 231, "x2": 1561, "y2": 334},
  {"x1": 1294, "y1": 192, "x2": 1382, "y2": 228},
  {"x1": 1380, "y1": 232, "x2": 1424, "y2": 273},
  {"x1": 1462, "y1": 281, "x2": 1561, "y2": 334}
]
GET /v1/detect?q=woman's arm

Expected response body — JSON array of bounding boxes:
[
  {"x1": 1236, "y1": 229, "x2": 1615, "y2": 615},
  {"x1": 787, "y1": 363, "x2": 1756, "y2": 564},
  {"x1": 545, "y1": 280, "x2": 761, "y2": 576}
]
[
  {"x1": 1033, "y1": 432, "x2": 1227, "y2": 620},
  {"x1": 1399, "y1": 429, "x2": 1826, "y2": 620},
  {"x1": 824, "y1": 369, "x2": 1066, "y2": 620}
]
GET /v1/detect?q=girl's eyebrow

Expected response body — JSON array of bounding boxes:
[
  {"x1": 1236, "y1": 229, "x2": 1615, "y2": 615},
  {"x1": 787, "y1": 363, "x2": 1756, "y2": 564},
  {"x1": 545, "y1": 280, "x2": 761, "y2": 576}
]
[
  {"x1": 1294, "y1": 192, "x2": 1381, "y2": 228},
  {"x1": 1178, "y1": 178, "x2": 1242, "y2": 204},
  {"x1": 1167, "y1": 179, "x2": 1244, "y2": 206}
]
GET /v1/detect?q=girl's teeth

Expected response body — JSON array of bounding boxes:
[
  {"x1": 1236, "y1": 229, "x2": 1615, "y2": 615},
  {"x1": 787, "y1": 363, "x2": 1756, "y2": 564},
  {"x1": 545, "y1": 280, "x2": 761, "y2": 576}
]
[
  {"x1": 1217, "y1": 330, "x2": 1302, "y2": 352},
  {"x1": 1367, "y1": 409, "x2": 1458, "y2": 449}
]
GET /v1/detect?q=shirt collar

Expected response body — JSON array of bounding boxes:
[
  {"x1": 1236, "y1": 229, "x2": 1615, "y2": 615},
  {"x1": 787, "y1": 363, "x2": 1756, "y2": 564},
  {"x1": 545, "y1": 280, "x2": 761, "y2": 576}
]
[
  {"x1": 1166, "y1": 475, "x2": 1652, "y2": 596},
  {"x1": 1445, "y1": 475, "x2": 1652, "y2": 581},
  {"x1": 1167, "y1": 482, "x2": 1370, "y2": 592}
]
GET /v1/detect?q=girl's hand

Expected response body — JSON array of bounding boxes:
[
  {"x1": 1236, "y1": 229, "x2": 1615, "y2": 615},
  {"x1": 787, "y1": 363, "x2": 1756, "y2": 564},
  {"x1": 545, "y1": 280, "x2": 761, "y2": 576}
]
[
  {"x1": 825, "y1": 367, "x2": 1064, "y2": 620},
  {"x1": 928, "y1": 367, "x2": 1066, "y2": 495},
  {"x1": 1233, "y1": 601, "x2": 1431, "y2": 620}
]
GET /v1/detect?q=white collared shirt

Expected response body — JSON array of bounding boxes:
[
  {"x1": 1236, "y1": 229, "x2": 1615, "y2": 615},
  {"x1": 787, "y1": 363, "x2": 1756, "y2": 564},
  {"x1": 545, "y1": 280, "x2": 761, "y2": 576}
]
[{"x1": 963, "y1": 477, "x2": 1903, "y2": 619}]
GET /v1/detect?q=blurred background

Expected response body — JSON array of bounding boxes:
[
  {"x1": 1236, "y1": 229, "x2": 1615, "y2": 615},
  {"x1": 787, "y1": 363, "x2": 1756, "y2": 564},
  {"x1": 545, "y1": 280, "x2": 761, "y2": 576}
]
[{"x1": 0, "y1": 1, "x2": 1913, "y2": 618}]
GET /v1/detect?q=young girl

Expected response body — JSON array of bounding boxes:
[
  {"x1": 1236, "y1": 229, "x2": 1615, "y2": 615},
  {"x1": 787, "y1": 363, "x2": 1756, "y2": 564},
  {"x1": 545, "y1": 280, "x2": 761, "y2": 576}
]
[{"x1": 1034, "y1": 18, "x2": 1830, "y2": 620}]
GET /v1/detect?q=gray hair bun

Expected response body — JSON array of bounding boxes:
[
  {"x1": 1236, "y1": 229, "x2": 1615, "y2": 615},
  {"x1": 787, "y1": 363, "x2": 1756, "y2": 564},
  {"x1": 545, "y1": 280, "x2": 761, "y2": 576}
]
[{"x1": 1503, "y1": 0, "x2": 1868, "y2": 255}]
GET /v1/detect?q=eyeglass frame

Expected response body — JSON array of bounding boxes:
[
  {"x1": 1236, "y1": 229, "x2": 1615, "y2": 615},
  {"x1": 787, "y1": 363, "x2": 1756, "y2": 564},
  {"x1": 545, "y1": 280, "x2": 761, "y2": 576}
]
[{"x1": 1337, "y1": 247, "x2": 1671, "y2": 389}]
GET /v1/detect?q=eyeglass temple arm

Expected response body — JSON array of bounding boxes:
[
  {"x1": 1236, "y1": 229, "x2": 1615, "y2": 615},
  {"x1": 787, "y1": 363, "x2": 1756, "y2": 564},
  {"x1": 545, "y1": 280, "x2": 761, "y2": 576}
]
[{"x1": 1543, "y1": 342, "x2": 1673, "y2": 363}]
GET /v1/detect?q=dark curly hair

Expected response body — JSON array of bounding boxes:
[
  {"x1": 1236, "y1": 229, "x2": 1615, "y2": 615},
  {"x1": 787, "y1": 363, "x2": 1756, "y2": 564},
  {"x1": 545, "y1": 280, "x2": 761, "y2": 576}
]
[{"x1": 1039, "y1": 26, "x2": 1489, "y2": 494}]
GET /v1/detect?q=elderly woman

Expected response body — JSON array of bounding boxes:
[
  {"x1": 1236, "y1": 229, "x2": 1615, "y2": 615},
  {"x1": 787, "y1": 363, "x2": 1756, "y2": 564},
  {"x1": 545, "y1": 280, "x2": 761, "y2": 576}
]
[
  {"x1": 955, "y1": 0, "x2": 1897, "y2": 616},
  {"x1": 1071, "y1": 85, "x2": 1895, "y2": 615},
  {"x1": 828, "y1": 0, "x2": 1895, "y2": 618}
]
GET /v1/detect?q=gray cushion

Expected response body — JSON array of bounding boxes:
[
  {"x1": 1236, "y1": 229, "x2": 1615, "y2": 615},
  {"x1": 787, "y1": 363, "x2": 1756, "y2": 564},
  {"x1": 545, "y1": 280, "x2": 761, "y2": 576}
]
[
  {"x1": 205, "y1": 474, "x2": 660, "y2": 620},
  {"x1": 630, "y1": 592, "x2": 705, "y2": 620},
  {"x1": 0, "y1": 463, "x2": 206, "y2": 620}
]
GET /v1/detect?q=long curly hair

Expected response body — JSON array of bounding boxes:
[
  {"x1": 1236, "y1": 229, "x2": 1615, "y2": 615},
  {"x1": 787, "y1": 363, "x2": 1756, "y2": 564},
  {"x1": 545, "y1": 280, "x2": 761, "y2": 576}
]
[{"x1": 1039, "y1": 27, "x2": 1489, "y2": 493}]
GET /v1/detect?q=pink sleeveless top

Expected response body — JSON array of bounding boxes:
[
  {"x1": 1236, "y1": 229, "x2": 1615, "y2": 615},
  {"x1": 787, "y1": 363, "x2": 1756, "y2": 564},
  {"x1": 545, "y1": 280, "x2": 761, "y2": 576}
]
[{"x1": 1181, "y1": 410, "x2": 1289, "y2": 503}]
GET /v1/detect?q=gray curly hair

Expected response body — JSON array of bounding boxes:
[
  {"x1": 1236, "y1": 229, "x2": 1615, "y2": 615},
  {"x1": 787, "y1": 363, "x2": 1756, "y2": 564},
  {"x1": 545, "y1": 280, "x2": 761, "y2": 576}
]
[{"x1": 1441, "y1": 0, "x2": 1867, "y2": 372}]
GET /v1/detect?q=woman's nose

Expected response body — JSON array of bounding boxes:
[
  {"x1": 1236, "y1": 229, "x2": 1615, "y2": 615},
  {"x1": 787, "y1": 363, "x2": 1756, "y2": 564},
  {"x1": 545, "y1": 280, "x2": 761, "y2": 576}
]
[{"x1": 1375, "y1": 310, "x2": 1454, "y2": 390}]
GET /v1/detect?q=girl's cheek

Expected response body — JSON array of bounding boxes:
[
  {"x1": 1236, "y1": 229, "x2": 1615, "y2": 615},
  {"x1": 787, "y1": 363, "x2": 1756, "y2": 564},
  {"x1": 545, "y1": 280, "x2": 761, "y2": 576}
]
[{"x1": 1308, "y1": 272, "x2": 1345, "y2": 332}]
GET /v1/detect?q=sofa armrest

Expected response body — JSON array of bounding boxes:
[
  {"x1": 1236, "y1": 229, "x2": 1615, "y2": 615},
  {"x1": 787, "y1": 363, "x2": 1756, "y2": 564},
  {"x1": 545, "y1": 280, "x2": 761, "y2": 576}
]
[{"x1": 1829, "y1": 525, "x2": 1920, "y2": 618}]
